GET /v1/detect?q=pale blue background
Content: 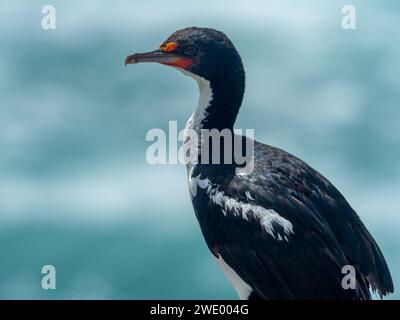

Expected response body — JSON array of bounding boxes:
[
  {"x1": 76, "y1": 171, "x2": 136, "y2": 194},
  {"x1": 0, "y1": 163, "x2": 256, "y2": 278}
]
[{"x1": 0, "y1": 0, "x2": 399, "y2": 299}]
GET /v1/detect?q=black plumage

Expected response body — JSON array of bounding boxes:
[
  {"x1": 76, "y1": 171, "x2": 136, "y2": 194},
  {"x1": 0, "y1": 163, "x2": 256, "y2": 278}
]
[{"x1": 191, "y1": 141, "x2": 393, "y2": 299}]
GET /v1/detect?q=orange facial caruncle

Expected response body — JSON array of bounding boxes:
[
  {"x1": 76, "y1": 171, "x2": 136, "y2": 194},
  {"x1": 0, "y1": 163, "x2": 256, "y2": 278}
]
[
  {"x1": 160, "y1": 41, "x2": 193, "y2": 69},
  {"x1": 160, "y1": 41, "x2": 178, "y2": 52}
]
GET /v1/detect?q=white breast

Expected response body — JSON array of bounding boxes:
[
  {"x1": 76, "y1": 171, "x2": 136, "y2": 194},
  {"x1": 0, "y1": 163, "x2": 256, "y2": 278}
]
[{"x1": 216, "y1": 255, "x2": 253, "y2": 300}]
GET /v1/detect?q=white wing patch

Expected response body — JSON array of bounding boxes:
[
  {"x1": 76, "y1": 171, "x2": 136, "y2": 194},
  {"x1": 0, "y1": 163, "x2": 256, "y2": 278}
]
[
  {"x1": 190, "y1": 174, "x2": 294, "y2": 241},
  {"x1": 245, "y1": 191, "x2": 255, "y2": 201}
]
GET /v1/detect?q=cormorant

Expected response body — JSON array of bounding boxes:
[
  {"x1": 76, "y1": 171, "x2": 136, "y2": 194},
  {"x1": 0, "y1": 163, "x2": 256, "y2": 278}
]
[{"x1": 125, "y1": 27, "x2": 393, "y2": 299}]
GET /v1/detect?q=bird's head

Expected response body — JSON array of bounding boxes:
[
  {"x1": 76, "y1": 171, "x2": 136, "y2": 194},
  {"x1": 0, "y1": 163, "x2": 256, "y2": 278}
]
[{"x1": 125, "y1": 27, "x2": 244, "y2": 84}]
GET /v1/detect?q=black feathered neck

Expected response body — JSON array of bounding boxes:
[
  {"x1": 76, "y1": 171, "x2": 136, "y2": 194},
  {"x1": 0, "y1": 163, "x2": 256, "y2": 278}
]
[{"x1": 201, "y1": 71, "x2": 245, "y2": 131}]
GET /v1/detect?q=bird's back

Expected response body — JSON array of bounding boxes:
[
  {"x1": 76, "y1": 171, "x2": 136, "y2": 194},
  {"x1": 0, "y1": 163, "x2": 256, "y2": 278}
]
[{"x1": 189, "y1": 139, "x2": 394, "y2": 299}]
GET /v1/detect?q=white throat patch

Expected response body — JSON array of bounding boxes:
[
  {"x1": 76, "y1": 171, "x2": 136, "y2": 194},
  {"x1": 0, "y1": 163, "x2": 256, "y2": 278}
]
[{"x1": 177, "y1": 68, "x2": 213, "y2": 132}]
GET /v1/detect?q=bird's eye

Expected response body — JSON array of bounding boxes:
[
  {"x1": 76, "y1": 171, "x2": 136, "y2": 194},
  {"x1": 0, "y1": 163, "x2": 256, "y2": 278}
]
[{"x1": 182, "y1": 45, "x2": 198, "y2": 56}]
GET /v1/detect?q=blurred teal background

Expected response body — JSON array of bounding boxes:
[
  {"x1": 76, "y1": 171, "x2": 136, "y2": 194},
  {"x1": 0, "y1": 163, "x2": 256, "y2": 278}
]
[{"x1": 0, "y1": 0, "x2": 399, "y2": 299}]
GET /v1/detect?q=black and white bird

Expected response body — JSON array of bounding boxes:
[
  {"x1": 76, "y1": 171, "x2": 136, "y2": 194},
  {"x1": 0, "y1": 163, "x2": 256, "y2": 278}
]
[{"x1": 125, "y1": 27, "x2": 394, "y2": 299}]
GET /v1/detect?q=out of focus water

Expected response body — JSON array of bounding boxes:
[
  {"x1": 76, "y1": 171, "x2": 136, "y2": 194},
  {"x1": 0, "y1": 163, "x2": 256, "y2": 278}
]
[{"x1": 0, "y1": 0, "x2": 399, "y2": 299}]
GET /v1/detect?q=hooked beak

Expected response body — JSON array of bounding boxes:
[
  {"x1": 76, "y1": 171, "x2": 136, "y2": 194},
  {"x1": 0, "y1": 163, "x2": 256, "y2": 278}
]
[{"x1": 125, "y1": 50, "x2": 193, "y2": 69}]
